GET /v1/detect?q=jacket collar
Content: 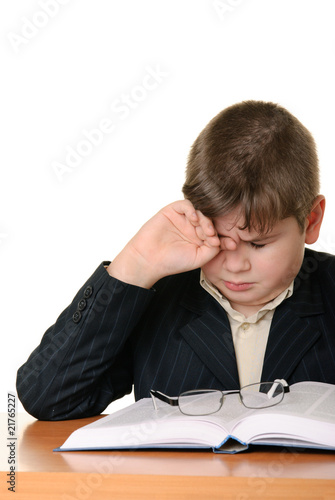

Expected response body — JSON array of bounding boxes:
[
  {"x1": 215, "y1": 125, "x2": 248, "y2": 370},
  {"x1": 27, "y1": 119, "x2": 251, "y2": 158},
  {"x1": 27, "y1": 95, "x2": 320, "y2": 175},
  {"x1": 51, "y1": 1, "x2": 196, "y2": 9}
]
[
  {"x1": 262, "y1": 248, "x2": 324, "y2": 380},
  {"x1": 179, "y1": 250, "x2": 324, "y2": 388},
  {"x1": 179, "y1": 271, "x2": 239, "y2": 389}
]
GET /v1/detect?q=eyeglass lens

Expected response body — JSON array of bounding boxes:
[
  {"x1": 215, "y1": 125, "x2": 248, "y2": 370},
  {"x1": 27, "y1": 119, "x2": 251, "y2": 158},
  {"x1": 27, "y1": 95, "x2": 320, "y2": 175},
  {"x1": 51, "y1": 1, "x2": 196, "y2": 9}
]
[
  {"x1": 178, "y1": 382, "x2": 285, "y2": 415},
  {"x1": 240, "y1": 382, "x2": 284, "y2": 409},
  {"x1": 178, "y1": 390, "x2": 223, "y2": 416}
]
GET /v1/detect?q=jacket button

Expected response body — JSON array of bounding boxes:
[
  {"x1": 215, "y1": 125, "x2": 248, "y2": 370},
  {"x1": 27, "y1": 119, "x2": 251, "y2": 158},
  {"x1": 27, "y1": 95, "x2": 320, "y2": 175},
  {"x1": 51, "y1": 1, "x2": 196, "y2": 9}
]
[
  {"x1": 72, "y1": 310, "x2": 82, "y2": 323},
  {"x1": 83, "y1": 286, "x2": 93, "y2": 298},
  {"x1": 78, "y1": 298, "x2": 87, "y2": 311}
]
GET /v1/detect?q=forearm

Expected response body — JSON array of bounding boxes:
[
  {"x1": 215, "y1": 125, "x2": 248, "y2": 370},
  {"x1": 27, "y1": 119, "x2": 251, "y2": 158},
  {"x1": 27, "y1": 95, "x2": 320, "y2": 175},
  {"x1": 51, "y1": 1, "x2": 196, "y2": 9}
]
[
  {"x1": 106, "y1": 250, "x2": 162, "y2": 289},
  {"x1": 16, "y1": 263, "x2": 155, "y2": 420}
]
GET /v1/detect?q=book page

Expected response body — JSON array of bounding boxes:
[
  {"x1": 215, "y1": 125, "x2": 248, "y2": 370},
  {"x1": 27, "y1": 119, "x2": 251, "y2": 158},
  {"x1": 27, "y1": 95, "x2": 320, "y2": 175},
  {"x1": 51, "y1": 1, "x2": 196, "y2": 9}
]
[
  {"x1": 58, "y1": 381, "x2": 335, "y2": 451},
  {"x1": 231, "y1": 382, "x2": 335, "y2": 447},
  {"x1": 59, "y1": 397, "x2": 237, "y2": 450},
  {"x1": 251, "y1": 381, "x2": 335, "y2": 421},
  {"x1": 77, "y1": 391, "x2": 250, "y2": 432}
]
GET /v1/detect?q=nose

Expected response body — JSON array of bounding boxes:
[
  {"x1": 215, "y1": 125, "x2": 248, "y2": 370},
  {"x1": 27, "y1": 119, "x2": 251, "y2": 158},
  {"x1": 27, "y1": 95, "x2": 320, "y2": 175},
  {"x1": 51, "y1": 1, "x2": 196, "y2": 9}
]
[{"x1": 221, "y1": 243, "x2": 251, "y2": 274}]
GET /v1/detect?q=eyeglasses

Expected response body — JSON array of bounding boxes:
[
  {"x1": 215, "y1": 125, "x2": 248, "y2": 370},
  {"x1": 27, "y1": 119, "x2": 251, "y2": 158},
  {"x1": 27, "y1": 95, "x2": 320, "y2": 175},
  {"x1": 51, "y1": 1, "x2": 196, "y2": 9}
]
[{"x1": 150, "y1": 379, "x2": 290, "y2": 416}]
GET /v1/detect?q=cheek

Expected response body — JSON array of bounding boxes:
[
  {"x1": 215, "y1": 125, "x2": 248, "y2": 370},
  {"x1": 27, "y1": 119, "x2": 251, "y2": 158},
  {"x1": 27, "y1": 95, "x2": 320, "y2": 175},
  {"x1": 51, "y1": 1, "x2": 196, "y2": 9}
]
[
  {"x1": 284, "y1": 254, "x2": 305, "y2": 282},
  {"x1": 202, "y1": 253, "x2": 224, "y2": 279},
  {"x1": 263, "y1": 250, "x2": 303, "y2": 287}
]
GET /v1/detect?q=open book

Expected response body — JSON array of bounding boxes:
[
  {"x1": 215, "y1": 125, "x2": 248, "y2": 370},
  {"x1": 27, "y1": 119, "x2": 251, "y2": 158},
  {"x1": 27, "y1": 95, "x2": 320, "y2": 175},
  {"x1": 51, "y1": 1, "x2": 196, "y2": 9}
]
[{"x1": 55, "y1": 381, "x2": 335, "y2": 454}]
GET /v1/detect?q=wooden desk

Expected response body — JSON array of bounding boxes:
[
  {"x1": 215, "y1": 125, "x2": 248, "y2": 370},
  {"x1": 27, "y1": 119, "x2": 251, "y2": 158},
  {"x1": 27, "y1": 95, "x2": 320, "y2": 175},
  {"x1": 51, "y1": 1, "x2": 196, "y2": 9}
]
[{"x1": 1, "y1": 413, "x2": 334, "y2": 499}]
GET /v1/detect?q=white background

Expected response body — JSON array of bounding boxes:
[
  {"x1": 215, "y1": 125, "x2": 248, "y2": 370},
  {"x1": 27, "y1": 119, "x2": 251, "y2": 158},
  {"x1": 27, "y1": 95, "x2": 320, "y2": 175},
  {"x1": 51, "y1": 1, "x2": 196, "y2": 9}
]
[{"x1": 1, "y1": 0, "x2": 334, "y2": 415}]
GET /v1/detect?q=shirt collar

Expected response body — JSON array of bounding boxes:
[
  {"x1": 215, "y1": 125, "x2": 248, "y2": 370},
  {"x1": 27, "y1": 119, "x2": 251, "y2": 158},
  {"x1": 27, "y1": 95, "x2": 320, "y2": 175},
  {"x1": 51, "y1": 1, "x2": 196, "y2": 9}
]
[{"x1": 200, "y1": 270, "x2": 294, "y2": 323}]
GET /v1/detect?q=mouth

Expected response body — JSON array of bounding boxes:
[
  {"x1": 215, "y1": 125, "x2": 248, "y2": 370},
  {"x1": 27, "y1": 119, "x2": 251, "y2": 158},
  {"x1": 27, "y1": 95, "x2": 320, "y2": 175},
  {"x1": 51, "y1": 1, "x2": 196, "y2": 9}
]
[{"x1": 223, "y1": 281, "x2": 254, "y2": 292}]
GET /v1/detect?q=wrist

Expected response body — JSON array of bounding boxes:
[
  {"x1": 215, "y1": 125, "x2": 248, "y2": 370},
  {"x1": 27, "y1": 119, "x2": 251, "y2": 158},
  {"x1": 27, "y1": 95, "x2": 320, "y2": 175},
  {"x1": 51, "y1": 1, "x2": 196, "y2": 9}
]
[{"x1": 106, "y1": 251, "x2": 160, "y2": 289}]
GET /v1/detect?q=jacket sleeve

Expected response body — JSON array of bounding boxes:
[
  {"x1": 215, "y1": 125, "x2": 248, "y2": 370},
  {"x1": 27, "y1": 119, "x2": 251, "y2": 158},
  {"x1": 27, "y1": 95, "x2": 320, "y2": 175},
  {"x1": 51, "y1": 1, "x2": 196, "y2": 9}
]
[{"x1": 16, "y1": 262, "x2": 155, "y2": 420}]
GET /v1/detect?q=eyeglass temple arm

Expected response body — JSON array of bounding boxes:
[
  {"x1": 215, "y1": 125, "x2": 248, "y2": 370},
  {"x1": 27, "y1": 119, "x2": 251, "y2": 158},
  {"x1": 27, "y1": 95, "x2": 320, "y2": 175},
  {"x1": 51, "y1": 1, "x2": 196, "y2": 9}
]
[
  {"x1": 150, "y1": 390, "x2": 179, "y2": 410},
  {"x1": 222, "y1": 380, "x2": 290, "y2": 398},
  {"x1": 273, "y1": 378, "x2": 290, "y2": 393},
  {"x1": 267, "y1": 379, "x2": 290, "y2": 399}
]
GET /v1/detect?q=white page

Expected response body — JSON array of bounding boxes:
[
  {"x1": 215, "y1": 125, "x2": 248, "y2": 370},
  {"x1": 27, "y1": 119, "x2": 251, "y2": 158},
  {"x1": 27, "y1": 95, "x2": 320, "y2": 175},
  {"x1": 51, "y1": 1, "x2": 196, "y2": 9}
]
[
  {"x1": 58, "y1": 382, "x2": 335, "y2": 450},
  {"x1": 231, "y1": 382, "x2": 335, "y2": 446}
]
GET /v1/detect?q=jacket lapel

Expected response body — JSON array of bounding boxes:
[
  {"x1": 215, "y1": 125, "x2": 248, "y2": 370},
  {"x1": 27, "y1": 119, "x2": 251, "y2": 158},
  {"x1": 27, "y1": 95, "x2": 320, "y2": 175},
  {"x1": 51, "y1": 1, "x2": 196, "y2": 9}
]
[
  {"x1": 262, "y1": 258, "x2": 325, "y2": 382},
  {"x1": 179, "y1": 277, "x2": 240, "y2": 389},
  {"x1": 178, "y1": 249, "x2": 326, "y2": 389}
]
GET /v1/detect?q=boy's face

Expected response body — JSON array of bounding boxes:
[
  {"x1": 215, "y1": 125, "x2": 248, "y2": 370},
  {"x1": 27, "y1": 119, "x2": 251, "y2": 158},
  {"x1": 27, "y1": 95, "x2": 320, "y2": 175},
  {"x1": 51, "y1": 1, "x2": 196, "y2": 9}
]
[{"x1": 202, "y1": 209, "x2": 307, "y2": 317}]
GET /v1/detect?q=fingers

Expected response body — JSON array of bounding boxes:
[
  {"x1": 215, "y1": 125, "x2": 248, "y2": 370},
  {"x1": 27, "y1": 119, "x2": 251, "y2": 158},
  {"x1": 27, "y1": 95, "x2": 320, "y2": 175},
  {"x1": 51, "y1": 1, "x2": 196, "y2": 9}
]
[
  {"x1": 219, "y1": 236, "x2": 237, "y2": 251},
  {"x1": 173, "y1": 199, "x2": 199, "y2": 223},
  {"x1": 175, "y1": 201, "x2": 214, "y2": 233},
  {"x1": 187, "y1": 210, "x2": 219, "y2": 249},
  {"x1": 195, "y1": 210, "x2": 216, "y2": 235},
  {"x1": 175, "y1": 201, "x2": 220, "y2": 247},
  {"x1": 169, "y1": 200, "x2": 210, "y2": 230},
  {"x1": 166, "y1": 200, "x2": 221, "y2": 248},
  {"x1": 187, "y1": 205, "x2": 237, "y2": 251},
  {"x1": 193, "y1": 213, "x2": 218, "y2": 247},
  {"x1": 171, "y1": 200, "x2": 241, "y2": 252}
]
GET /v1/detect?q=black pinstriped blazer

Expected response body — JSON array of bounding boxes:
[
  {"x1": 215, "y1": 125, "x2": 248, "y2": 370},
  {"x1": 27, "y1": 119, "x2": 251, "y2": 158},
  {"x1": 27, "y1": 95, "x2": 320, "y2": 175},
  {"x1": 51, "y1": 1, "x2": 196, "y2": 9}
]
[{"x1": 17, "y1": 248, "x2": 335, "y2": 420}]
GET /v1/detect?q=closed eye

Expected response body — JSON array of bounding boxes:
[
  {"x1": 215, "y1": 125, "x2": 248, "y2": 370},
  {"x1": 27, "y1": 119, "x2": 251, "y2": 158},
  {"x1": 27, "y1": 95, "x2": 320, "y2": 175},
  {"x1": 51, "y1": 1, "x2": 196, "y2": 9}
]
[{"x1": 250, "y1": 242, "x2": 266, "y2": 249}]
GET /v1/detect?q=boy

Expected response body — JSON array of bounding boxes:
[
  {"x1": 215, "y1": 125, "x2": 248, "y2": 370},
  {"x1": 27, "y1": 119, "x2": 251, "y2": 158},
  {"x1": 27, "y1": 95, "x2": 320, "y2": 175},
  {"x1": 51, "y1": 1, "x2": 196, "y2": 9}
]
[{"x1": 17, "y1": 101, "x2": 335, "y2": 420}]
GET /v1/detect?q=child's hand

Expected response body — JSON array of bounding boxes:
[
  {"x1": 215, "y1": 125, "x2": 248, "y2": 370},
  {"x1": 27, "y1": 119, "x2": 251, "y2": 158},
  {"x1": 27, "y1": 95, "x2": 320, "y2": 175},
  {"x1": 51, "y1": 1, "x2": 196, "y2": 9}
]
[{"x1": 107, "y1": 200, "x2": 221, "y2": 288}]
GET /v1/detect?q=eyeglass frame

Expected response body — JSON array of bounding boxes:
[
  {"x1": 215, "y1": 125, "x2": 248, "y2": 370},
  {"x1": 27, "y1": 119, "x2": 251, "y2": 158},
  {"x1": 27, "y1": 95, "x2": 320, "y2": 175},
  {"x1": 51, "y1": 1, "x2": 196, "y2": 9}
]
[{"x1": 150, "y1": 379, "x2": 290, "y2": 415}]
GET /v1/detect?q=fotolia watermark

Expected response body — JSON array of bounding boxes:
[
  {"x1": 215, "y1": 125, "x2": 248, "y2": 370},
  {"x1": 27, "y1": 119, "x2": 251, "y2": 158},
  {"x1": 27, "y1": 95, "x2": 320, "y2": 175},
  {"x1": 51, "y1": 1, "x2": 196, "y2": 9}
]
[
  {"x1": 212, "y1": 0, "x2": 244, "y2": 20},
  {"x1": 7, "y1": 0, "x2": 72, "y2": 54},
  {"x1": 51, "y1": 64, "x2": 169, "y2": 183}
]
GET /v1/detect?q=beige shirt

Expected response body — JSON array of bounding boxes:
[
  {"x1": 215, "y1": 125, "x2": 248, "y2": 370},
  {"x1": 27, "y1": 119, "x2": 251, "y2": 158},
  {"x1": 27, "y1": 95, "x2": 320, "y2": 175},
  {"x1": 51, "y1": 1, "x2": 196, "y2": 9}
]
[{"x1": 200, "y1": 271, "x2": 294, "y2": 387}]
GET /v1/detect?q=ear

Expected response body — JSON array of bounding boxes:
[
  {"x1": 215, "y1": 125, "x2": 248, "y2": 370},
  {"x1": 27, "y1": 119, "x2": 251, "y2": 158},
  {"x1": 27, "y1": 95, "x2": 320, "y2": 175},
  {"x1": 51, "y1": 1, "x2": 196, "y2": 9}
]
[{"x1": 304, "y1": 195, "x2": 326, "y2": 245}]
